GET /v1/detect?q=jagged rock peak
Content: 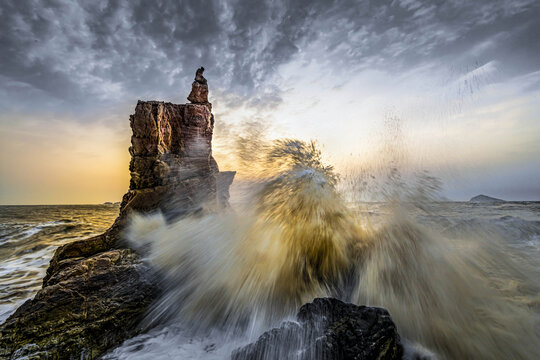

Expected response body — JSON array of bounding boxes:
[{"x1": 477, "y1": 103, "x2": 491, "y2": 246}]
[
  {"x1": 194, "y1": 66, "x2": 207, "y2": 85},
  {"x1": 188, "y1": 66, "x2": 209, "y2": 105}
]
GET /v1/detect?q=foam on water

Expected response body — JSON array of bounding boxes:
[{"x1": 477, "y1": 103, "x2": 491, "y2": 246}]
[
  {"x1": 102, "y1": 325, "x2": 240, "y2": 360},
  {"x1": 126, "y1": 141, "x2": 356, "y2": 333}
]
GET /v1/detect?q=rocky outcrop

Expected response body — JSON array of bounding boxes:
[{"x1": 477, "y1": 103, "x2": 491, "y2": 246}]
[
  {"x1": 0, "y1": 69, "x2": 234, "y2": 359},
  {"x1": 469, "y1": 194, "x2": 505, "y2": 203},
  {"x1": 0, "y1": 250, "x2": 156, "y2": 359},
  {"x1": 232, "y1": 298, "x2": 403, "y2": 360},
  {"x1": 187, "y1": 66, "x2": 210, "y2": 107}
]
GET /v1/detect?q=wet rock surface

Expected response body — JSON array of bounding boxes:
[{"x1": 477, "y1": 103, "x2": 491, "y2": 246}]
[
  {"x1": 0, "y1": 249, "x2": 157, "y2": 359},
  {"x1": 232, "y1": 298, "x2": 403, "y2": 360},
  {"x1": 0, "y1": 69, "x2": 233, "y2": 359},
  {"x1": 217, "y1": 171, "x2": 236, "y2": 208}
]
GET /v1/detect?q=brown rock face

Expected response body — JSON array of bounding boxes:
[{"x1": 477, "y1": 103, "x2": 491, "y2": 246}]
[
  {"x1": 0, "y1": 249, "x2": 157, "y2": 359},
  {"x1": 126, "y1": 99, "x2": 217, "y2": 218},
  {"x1": 0, "y1": 70, "x2": 234, "y2": 359}
]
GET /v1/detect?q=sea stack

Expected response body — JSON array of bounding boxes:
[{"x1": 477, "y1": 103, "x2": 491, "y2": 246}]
[
  {"x1": 0, "y1": 69, "x2": 234, "y2": 359},
  {"x1": 126, "y1": 69, "x2": 218, "y2": 219}
]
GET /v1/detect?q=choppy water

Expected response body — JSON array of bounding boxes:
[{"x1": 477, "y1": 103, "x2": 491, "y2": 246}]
[{"x1": 0, "y1": 205, "x2": 119, "y2": 322}]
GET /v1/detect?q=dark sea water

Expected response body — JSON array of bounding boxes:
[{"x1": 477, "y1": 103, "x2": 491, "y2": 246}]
[{"x1": 1, "y1": 202, "x2": 539, "y2": 359}]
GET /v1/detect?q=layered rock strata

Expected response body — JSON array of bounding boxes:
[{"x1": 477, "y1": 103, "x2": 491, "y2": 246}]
[{"x1": 0, "y1": 69, "x2": 233, "y2": 359}]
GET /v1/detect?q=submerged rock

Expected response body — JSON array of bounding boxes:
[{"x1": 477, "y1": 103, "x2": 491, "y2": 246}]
[
  {"x1": 0, "y1": 69, "x2": 234, "y2": 359},
  {"x1": 232, "y1": 298, "x2": 403, "y2": 360}
]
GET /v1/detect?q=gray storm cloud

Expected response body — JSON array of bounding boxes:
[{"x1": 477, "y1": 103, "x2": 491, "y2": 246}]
[
  {"x1": 1, "y1": 0, "x2": 539, "y2": 202},
  {"x1": 0, "y1": 0, "x2": 539, "y2": 114}
]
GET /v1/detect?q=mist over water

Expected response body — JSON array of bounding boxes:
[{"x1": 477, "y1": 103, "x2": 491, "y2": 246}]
[
  {"x1": 116, "y1": 136, "x2": 540, "y2": 359},
  {"x1": 353, "y1": 202, "x2": 540, "y2": 359},
  {"x1": 127, "y1": 139, "x2": 357, "y2": 331}
]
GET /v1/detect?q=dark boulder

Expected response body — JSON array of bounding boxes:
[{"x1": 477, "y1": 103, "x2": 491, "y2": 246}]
[
  {"x1": 187, "y1": 66, "x2": 210, "y2": 106},
  {"x1": 232, "y1": 298, "x2": 403, "y2": 360}
]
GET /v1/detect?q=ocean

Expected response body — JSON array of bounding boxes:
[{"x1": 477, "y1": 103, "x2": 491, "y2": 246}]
[
  {"x1": 1, "y1": 201, "x2": 539, "y2": 359},
  {"x1": 0, "y1": 205, "x2": 119, "y2": 323}
]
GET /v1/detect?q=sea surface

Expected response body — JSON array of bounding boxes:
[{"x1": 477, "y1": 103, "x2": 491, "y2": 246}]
[
  {"x1": 0, "y1": 205, "x2": 119, "y2": 323},
  {"x1": 1, "y1": 202, "x2": 539, "y2": 359}
]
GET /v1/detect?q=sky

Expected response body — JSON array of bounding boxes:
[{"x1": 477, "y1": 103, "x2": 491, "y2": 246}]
[{"x1": 0, "y1": 0, "x2": 539, "y2": 204}]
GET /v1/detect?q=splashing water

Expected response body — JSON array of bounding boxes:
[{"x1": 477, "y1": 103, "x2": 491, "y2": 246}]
[
  {"x1": 353, "y1": 201, "x2": 540, "y2": 359},
  {"x1": 123, "y1": 139, "x2": 540, "y2": 359},
  {"x1": 128, "y1": 139, "x2": 360, "y2": 331}
]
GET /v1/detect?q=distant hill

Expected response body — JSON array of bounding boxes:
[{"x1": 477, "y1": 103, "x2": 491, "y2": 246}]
[{"x1": 469, "y1": 194, "x2": 505, "y2": 203}]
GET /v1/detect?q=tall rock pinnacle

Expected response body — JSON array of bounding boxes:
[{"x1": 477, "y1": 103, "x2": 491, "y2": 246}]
[
  {"x1": 0, "y1": 68, "x2": 235, "y2": 359},
  {"x1": 187, "y1": 66, "x2": 209, "y2": 106}
]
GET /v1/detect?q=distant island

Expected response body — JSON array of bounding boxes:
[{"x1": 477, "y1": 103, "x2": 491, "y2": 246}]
[
  {"x1": 469, "y1": 194, "x2": 505, "y2": 203},
  {"x1": 103, "y1": 201, "x2": 121, "y2": 205}
]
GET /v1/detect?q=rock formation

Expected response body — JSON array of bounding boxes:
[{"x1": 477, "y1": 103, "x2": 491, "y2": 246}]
[
  {"x1": 232, "y1": 298, "x2": 403, "y2": 360},
  {"x1": 187, "y1": 66, "x2": 210, "y2": 107},
  {"x1": 0, "y1": 69, "x2": 404, "y2": 360},
  {"x1": 0, "y1": 69, "x2": 234, "y2": 359},
  {"x1": 217, "y1": 171, "x2": 236, "y2": 208},
  {"x1": 469, "y1": 194, "x2": 505, "y2": 203}
]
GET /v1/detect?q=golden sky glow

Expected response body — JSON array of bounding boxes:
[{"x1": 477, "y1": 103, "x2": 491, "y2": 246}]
[
  {"x1": 1, "y1": 1, "x2": 539, "y2": 203},
  {"x1": 0, "y1": 117, "x2": 130, "y2": 204},
  {"x1": 1, "y1": 64, "x2": 539, "y2": 204}
]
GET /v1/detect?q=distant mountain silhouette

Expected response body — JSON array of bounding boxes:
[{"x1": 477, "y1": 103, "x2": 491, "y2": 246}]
[{"x1": 469, "y1": 194, "x2": 505, "y2": 203}]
